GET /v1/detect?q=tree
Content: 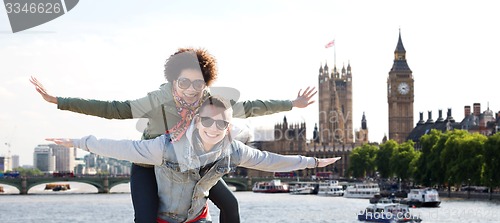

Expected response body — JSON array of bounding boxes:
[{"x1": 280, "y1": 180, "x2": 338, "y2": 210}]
[
  {"x1": 391, "y1": 140, "x2": 417, "y2": 182},
  {"x1": 415, "y1": 129, "x2": 442, "y2": 186},
  {"x1": 376, "y1": 140, "x2": 398, "y2": 178},
  {"x1": 440, "y1": 130, "x2": 484, "y2": 186},
  {"x1": 455, "y1": 133, "x2": 486, "y2": 186},
  {"x1": 12, "y1": 167, "x2": 43, "y2": 177},
  {"x1": 348, "y1": 144, "x2": 378, "y2": 178},
  {"x1": 482, "y1": 132, "x2": 500, "y2": 188}
]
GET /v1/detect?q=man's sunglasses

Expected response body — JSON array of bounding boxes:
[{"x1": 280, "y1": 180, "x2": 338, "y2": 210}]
[
  {"x1": 177, "y1": 78, "x2": 206, "y2": 91},
  {"x1": 199, "y1": 116, "x2": 229, "y2": 130}
]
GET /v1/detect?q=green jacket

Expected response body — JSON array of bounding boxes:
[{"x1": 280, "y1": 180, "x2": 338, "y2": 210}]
[{"x1": 57, "y1": 83, "x2": 293, "y2": 140}]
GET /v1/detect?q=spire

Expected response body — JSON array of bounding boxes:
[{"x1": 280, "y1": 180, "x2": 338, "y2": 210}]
[
  {"x1": 346, "y1": 61, "x2": 352, "y2": 78},
  {"x1": 395, "y1": 28, "x2": 406, "y2": 53},
  {"x1": 361, "y1": 112, "x2": 367, "y2": 130},
  {"x1": 390, "y1": 29, "x2": 411, "y2": 72},
  {"x1": 319, "y1": 63, "x2": 323, "y2": 74},
  {"x1": 313, "y1": 123, "x2": 319, "y2": 143}
]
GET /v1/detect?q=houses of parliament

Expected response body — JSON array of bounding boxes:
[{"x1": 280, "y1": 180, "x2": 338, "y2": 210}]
[{"x1": 244, "y1": 31, "x2": 414, "y2": 179}]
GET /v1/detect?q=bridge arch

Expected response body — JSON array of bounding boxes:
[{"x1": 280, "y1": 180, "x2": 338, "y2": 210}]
[
  {"x1": 0, "y1": 176, "x2": 130, "y2": 194},
  {"x1": 0, "y1": 180, "x2": 22, "y2": 193}
]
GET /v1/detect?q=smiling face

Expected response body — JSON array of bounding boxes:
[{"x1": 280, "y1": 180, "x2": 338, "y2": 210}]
[
  {"x1": 196, "y1": 105, "x2": 232, "y2": 151},
  {"x1": 173, "y1": 69, "x2": 207, "y2": 104}
]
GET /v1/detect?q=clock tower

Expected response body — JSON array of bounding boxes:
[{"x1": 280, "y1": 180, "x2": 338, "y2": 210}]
[{"x1": 387, "y1": 30, "x2": 414, "y2": 143}]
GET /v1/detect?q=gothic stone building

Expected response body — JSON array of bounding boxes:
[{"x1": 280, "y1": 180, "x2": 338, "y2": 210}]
[
  {"x1": 246, "y1": 61, "x2": 370, "y2": 179},
  {"x1": 388, "y1": 31, "x2": 414, "y2": 144}
]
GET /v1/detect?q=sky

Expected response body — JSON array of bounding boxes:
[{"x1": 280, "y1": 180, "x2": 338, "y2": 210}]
[{"x1": 0, "y1": 0, "x2": 499, "y2": 166}]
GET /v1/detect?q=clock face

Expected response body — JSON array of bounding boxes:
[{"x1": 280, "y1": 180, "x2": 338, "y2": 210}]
[{"x1": 398, "y1": 82, "x2": 410, "y2": 95}]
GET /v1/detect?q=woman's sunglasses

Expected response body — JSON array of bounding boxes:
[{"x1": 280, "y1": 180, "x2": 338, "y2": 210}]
[
  {"x1": 199, "y1": 116, "x2": 229, "y2": 130},
  {"x1": 177, "y1": 78, "x2": 206, "y2": 91}
]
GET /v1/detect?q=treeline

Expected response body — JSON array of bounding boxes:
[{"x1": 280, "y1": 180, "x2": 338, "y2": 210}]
[
  {"x1": 348, "y1": 130, "x2": 500, "y2": 188},
  {"x1": 1, "y1": 167, "x2": 43, "y2": 177}
]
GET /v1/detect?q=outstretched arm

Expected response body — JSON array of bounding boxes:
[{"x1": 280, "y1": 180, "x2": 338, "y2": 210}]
[
  {"x1": 30, "y1": 76, "x2": 165, "y2": 120},
  {"x1": 46, "y1": 135, "x2": 165, "y2": 165},
  {"x1": 234, "y1": 141, "x2": 340, "y2": 172}
]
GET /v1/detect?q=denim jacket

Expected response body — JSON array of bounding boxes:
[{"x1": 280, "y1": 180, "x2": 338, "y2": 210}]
[{"x1": 155, "y1": 134, "x2": 237, "y2": 222}]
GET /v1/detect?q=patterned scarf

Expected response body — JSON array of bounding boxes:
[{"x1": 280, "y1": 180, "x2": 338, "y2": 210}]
[{"x1": 168, "y1": 86, "x2": 208, "y2": 142}]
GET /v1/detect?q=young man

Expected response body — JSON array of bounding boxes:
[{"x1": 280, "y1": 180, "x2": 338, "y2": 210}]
[{"x1": 47, "y1": 95, "x2": 340, "y2": 223}]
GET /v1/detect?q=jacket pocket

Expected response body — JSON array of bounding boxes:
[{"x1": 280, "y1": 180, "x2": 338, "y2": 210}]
[
  {"x1": 159, "y1": 161, "x2": 190, "y2": 183},
  {"x1": 215, "y1": 164, "x2": 237, "y2": 174}
]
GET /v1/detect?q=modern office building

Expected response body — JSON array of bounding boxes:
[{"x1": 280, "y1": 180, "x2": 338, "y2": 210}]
[
  {"x1": 50, "y1": 144, "x2": 75, "y2": 172},
  {"x1": 11, "y1": 155, "x2": 19, "y2": 169},
  {"x1": 33, "y1": 145, "x2": 56, "y2": 173}
]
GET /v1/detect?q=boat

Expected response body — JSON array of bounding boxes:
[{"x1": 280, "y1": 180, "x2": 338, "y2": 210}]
[
  {"x1": 344, "y1": 183, "x2": 380, "y2": 199},
  {"x1": 370, "y1": 193, "x2": 400, "y2": 204},
  {"x1": 288, "y1": 181, "x2": 317, "y2": 195},
  {"x1": 52, "y1": 185, "x2": 69, "y2": 191},
  {"x1": 252, "y1": 179, "x2": 289, "y2": 193},
  {"x1": 399, "y1": 188, "x2": 440, "y2": 207},
  {"x1": 358, "y1": 202, "x2": 422, "y2": 222},
  {"x1": 317, "y1": 180, "x2": 344, "y2": 196},
  {"x1": 45, "y1": 183, "x2": 71, "y2": 191}
]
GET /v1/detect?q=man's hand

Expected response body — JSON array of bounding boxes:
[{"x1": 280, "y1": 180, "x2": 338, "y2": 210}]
[
  {"x1": 317, "y1": 157, "x2": 341, "y2": 168},
  {"x1": 46, "y1": 138, "x2": 74, "y2": 148}
]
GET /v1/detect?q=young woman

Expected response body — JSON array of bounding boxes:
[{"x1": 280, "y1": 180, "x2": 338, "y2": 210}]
[
  {"x1": 47, "y1": 95, "x2": 340, "y2": 223},
  {"x1": 31, "y1": 47, "x2": 317, "y2": 223}
]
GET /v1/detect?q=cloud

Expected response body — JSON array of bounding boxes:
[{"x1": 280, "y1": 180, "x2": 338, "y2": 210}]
[{"x1": 0, "y1": 86, "x2": 15, "y2": 99}]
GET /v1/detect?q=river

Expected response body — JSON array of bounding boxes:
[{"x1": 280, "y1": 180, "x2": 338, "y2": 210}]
[{"x1": 1, "y1": 183, "x2": 500, "y2": 222}]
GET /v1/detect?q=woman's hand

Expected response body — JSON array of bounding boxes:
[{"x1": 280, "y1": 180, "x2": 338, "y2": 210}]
[
  {"x1": 317, "y1": 157, "x2": 341, "y2": 168},
  {"x1": 46, "y1": 138, "x2": 74, "y2": 148},
  {"x1": 30, "y1": 76, "x2": 58, "y2": 104},
  {"x1": 291, "y1": 86, "x2": 317, "y2": 108}
]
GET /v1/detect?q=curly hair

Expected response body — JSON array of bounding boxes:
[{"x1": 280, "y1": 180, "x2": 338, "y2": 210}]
[{"x1": 164, "y1": 47, "x2": 218, "y2": 86}]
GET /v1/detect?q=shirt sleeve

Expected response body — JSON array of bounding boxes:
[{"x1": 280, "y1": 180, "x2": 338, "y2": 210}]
[
  {"x1": 232, "y1": 100, "x2": 293, "y2": 118},
  {"x1": 57, "y1": 84, "x2": 171, "y2": 119},
  {"x1": 233, "y1": 141, "x2": 316, "y2": 172},
  {"x1": 57, "y1": 97, "x2": 133, "y2": 119},
  {"x1": 72, "y1": 135, "x2": 165, "y2": 165}
]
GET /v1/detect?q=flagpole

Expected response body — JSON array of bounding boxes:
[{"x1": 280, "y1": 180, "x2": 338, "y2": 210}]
[
  {"x1": 324, "y1": 39, "x2": 335, "y2": 68},
  {"x1": 334, "y1": 38, "x2": 336, "y2": 67}
]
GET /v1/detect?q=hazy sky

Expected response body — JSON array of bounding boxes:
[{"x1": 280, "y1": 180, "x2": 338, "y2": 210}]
[{"x1": 1, "y1": 1, "x2": 499, "y2": 165}]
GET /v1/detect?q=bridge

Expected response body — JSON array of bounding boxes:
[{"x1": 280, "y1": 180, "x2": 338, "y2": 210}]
[
  {"x1": 0, "y1": 176, "x2": 301, "y2": 194},
  {"x1": 0, "y1": 176, "x2": 130, "y2": 195}
]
